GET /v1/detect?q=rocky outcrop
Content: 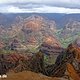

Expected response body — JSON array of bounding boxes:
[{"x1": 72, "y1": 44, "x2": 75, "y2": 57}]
[
  {"x1": 39, "y1": 35, "x2": 62, "y2": 56},
  {"x1": 61, "y1": 20, "x2": 80, "y2": 38}
]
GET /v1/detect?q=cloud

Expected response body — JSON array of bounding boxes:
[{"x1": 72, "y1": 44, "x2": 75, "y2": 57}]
[
  {"x1": 0, "y1": 0, "x2": 42, "y2": 4},
  {"x1": 0, "y1": 0, "x2": 80, "y2": 8},
  {"x1": 0, "y1": 0, "x2": 80, "y2": 4},
  {"x1": 0, "y1": 5, "x2": 80, "y2": 14},
  {"x1": 0, "y1": 0, "x2": 80, "y2": 13}
]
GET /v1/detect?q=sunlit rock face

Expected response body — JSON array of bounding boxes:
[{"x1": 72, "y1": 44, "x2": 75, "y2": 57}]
[
  {"x1": 10, "y1": 15, "x2": 57, "y2": 45},
  {"x1": 0, "y1": 41, "x2": 4, "y2": 49},
  {"x1": 23, "y1": 15, "x2": 57, "y2": 35},
  {"x1": 39, "y1": 37, "x2": 62, "y2": 64},
  {"x1": 73, "y1": 37, "x2": 80, "y2": 47},
  {"x1": 39, "y1": 35, "x2": 62, "y2": 55},
  {"x1": 0, "y1": 15, "x2": 58, "y2": 50},
  {"x1": 44, "y1": 36, "x2": 61, "y2": 48},
  {"x1": 23, "y1": 15, "x2": 56, "y2": 31}
]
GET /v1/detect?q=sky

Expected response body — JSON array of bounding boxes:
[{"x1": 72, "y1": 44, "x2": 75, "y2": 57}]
[{"x1": 0, "y1": 0, "x2": 80, "y2": 13}]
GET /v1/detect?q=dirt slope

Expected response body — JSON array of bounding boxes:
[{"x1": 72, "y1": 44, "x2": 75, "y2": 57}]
[{"x1": 0, "y1": 71, "x2": 68, "y2": 80}]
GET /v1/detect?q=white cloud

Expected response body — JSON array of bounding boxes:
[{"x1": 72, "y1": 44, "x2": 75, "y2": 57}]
[
  {"x1": 0, "y1": 0, "x2": 42, "y2": 3},
  {"x1": 34, "y1": 6, "x2": 80, "y2": 13},
  {"x1": 0, "y1": 0, "x2": 80, "y2": 5},
  {"x1": 0, "y1": 0, "x2": 80, "y2": 13},
  {"x1": 1, "y1": 5, "x2": 80, "y2": 13},
  {"x1": 0, "y1": 0, "x2": 80, "y2": 11}
]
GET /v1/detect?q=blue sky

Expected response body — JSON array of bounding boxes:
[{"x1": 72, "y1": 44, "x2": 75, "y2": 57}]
[{"x1": 0, "y1": 0, "x2": 80, "y2": 13}]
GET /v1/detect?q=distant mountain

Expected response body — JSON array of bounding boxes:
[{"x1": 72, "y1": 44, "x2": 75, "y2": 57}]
[
  {"x1": 0, "y1": 13, "x2": 80, "y2": 49},
  {"x1": 61, "y1": 20, "x2": 80, "y2": 38},
  {"x1": 1, "y1": 13, "x2": 80, "y2": 28},
  {"x1": 73, "y1": 37, "x2": 80, "y2": 47},
  {"x1": 0, "y1": 14, "x2": 59, "y2": 50},
  {"x1": 58, "y1": 20, "x2": 80, "y2": 48}
]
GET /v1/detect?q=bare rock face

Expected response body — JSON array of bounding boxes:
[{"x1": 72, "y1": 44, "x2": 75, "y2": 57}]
[
  {"x1": 0, "y1": 41, "x2": 5, "y2": 49},
  {"x1": 21, "y1": 15, "x2": 57, "y2": 45},
  {"x1": 61, "y1": 20, "x2": 80, "y2": 38},
  {"x1": 74, "y1": 37, "x2": 80, "y2": 47},
  {"x1": 39, "y1": 37, "x2": 62, "y2": 65},
  {"x1": 66, "y1": 21, "x2": 80, "y2": 31},
  {"x1": 23, "y1": 15, "x2": 56, "y2": 32},
  {"x1": 40, "y1": 42, "x2": 62, "y2": 55},
  {"x1": 0, "y1": 15, "x2": 58, "y2": 50},
  {"x1": 39, "y1": 35, "x2": 62, "y2": 54},
  {"x1": 43, "y1": 36, "x2": 61, "y2": 48}
]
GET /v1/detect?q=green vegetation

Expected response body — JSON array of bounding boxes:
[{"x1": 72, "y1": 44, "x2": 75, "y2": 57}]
[
  {"x1": 55, "y1": 29, "x2": 80, "y2": 48},
  {"x1": 0, "y1": 49, "x2": 16, "y2": 54},
  {"x1": 24, "y1": 45, "x2": 39, "y2": 53},
  {"x1": 44, "y1": 55, "x2": 56, "y2": 65}
]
